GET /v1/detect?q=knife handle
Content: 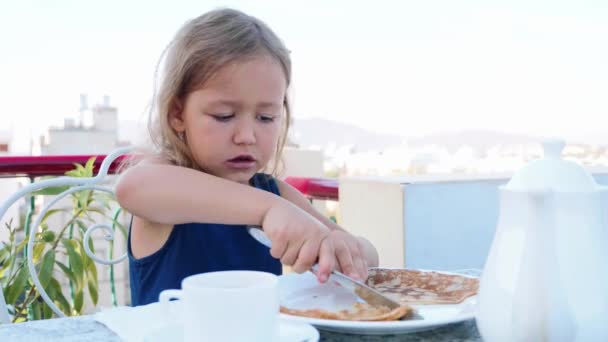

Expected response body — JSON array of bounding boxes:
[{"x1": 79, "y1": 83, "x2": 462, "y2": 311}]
[{"x1": 247, "y1": 226, "x2": 272, "y2": 248}]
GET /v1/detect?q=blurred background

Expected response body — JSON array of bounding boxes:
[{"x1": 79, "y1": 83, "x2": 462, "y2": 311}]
[{"x1": 1, "y1": 0, "x2": 607, "y2": 176}]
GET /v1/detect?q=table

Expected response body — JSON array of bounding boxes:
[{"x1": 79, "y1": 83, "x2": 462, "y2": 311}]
[{"x1": 0, "y1": 315, "x2": 482, "y2": 341}]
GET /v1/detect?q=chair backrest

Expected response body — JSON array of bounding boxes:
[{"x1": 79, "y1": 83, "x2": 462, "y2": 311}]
[{"x1": 0, "y1": 147, "x2": 132, "y2": 324}]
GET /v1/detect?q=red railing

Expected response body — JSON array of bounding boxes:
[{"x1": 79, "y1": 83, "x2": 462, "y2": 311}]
[
  {"x1": 282, "y1": 176, "x2": 339, "y2": 201},
  {"x1": 0, "y1": 155, "x2": 127, "y2": 177},
  {"x1": 0, "y1": 155, "x2": 339, "y2": 200}
]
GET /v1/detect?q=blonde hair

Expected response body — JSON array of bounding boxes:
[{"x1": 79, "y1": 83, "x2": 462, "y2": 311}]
[{"x1": 142, "y1": 8, "x2": 292, "y2": 175}]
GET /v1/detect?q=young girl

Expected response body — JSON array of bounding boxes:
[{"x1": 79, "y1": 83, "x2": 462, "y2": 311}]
[{"x1": 115, "y1": 8, "x2": 379, "y2": 306}]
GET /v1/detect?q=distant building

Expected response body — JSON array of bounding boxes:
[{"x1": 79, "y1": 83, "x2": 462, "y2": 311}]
[
  {"x1": 0, "y1": 129, "x2": 11, "y2": 154},
  {"x1": 41, "y1": 95, "x2": 119, "y2": 155}
]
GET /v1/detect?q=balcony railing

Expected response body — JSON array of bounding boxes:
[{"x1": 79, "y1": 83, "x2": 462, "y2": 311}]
[{"x1": 0, "y1": 154, "x2": 338, "y2": 200}]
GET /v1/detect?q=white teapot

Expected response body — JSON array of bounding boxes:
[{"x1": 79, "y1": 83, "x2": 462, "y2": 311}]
[{"x1": 477, "y1": 139, "x2": 608, "y2": 342}]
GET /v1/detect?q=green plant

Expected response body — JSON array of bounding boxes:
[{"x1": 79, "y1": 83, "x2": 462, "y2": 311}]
[{"x1": 0, "y1": 157, "x2": 127, "y2": 323}]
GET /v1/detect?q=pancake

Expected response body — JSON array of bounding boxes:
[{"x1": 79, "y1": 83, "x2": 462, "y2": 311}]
[
  {"x1": 280, "y1": 303, "x2": 413, "y2": 321},
  {"x1": 280, "y1": 268, "x2": 477, "y2": 321},
  {"x1": 365, "y1": 268, "x2": 479, "y2": 305}
]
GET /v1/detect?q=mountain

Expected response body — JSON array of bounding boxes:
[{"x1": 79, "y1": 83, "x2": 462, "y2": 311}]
[
  {"x1": 406, "y1": 129, "x2": 542, "y2": 153},
  {"x1": 290, "y1": 117, "x2": 404, "y2": 152},
  {"x1": 290, "y1": 118, "x2": 544, "y2": 152}
]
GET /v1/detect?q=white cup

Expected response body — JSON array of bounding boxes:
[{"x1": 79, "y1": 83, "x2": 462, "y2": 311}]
[{"x1": 159, "y1": 271, "x2": 279, "y2": 342}]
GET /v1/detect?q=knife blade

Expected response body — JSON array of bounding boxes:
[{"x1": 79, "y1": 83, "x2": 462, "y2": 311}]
[{"x1": 247, "y1": 226, "x2": 402, "y2": 310}]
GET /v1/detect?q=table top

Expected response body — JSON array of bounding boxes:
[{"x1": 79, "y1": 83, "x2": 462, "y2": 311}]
[{"x1": 0, "y1": 315, "x2": 482, "y2": 342}]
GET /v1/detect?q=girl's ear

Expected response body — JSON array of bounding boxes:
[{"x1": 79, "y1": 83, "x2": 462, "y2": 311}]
[{"x1": 169, "y1": 98, "x2": 185, "y2": 132}]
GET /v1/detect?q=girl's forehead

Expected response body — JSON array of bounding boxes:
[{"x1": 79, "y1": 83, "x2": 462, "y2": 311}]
[
  {"x1": 205, "y1": 54, "x2": 285, "y2": 88},
  {"x1": 192, "y1": 55, "x2": 287, "y2": 104}
]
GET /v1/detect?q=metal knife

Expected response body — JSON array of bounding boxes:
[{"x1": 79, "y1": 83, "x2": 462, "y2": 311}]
[{"x1": 247, "y1": 226, "x2": 402, "y2": 310}]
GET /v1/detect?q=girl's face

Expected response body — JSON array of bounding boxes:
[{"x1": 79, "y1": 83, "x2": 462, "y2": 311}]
[{"x1": 170, "y1": 54, "x2": 287, "y2": 184}]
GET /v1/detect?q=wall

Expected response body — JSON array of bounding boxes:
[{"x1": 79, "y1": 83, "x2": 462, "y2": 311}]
[
  {"x1": 281, "y1": 148, "x2": 324, "y2": 178},
  {"x1": 43, "y1": 130, "x2": 117, "y2": 155},
  {"x1": 340, "y1": 171, "x2": 608, "y2": 271}
]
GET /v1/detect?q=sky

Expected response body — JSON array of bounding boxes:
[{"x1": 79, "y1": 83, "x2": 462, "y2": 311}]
[{"x1": 1, "y1": 0, "x2": 607, "y2": 152}]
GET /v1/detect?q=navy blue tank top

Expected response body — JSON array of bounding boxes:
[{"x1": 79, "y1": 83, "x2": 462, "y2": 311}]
[{"x1": 128, "y1": 173, "x2": 282, "y2": 306}]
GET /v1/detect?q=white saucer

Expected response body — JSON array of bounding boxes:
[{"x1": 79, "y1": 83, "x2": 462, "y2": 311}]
[{"x1": 143, "y1": 318, "x2": 319, "y2": 342}]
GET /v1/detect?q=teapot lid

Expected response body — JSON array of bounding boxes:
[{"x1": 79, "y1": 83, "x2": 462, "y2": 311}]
[{"x1": 504, "y1": 139, "x2": 598, "y2": 192}]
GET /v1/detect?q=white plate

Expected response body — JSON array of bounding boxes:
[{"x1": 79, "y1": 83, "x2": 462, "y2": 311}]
[
  {"x1": 143, "y1": 318, "x2": 319, "y2": 342},
  {"x1": 278, "y1": 270, "x2": 477, "y2": 335}
]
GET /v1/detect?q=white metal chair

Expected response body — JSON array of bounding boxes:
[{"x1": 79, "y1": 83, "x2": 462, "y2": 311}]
[{"x1": 0, "y1": 147, "x2": 132, "y2": 324}]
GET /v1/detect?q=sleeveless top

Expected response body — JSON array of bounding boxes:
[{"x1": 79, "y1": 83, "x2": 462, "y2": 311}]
[{"x1": 128, "y1": 173, "x2": 282, "y2": 306}]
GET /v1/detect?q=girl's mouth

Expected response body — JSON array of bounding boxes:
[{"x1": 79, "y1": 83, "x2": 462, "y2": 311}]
[{"x1": 225, "y1": 155, "x2": 257, "y2": 169}]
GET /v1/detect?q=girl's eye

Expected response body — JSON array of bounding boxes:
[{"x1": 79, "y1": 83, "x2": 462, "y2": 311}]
[
  {"x1": 257, "y1": 114, "x2": 275, "y2": 123},
  {"x1": 212, "y1": 114, "x2": 234, "y2": 122}
]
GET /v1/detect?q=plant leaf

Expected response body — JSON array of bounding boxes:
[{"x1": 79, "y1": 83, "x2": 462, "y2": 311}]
[
  {"x1": 61, "y1": 239, "x2": 84, "y2": 289},
  {"x1": 42, "y1": 300, "x2": 53, "y2": 319},
  {"x1": 74, "y1": 163, "x2": 87, "y2": 176},
  {"x1": 32, "y1": 242, "x2": 46, "y2": 263},
  {"x1": 48, "y1": 277, "x2": 71, "y2": 315},
  {"x1": 73, "y1": 288, "x2": 84, "y2": 313},
  {"x1": 32, "y1": 186, "x2": 70, "y2": 196},
  {"x1": 96, "y1": 194, "x2": 112, "y2": 210},
  {"x1": 39, "y1": 209, "x2": 64, "y2": 225},
  {"x1": 85, "y1": 157, "x2": 96, "y2": 177},
  {"x1": 76, "y1": 220, "x2": 89, "y2": 237},
  {"x1": 14, "y1": 238, "x2": 28, "y2": 255},
  {"x1": 80, "y1": 240, "x2": 99, "y2": 307},
  {"x1": 38, "y1": 250, "x2": 55, "y2": 289},
  {"x1": 0, "y1": 245, "x2": 9, "y2": 263},
  {"x1": 78, "y1": 191, "x2": 90, "y2": 212},
  {"x1": 31, "y1": 300, "x2": 41, "y2": 320},
  {"x1": 65, "y1": 169, "x2": 81, "y2": 177},
  {"x1": 85, "y1": 254, "x2": 98, "y2": 288},
  {"x1": 0, "y1": 245, "x2": 11, "y2": 276},
  {"x1": 85, "y1": 207, "x2": 108, "y2": 216},
  {"x1": 86, "y1": 232, "x2": 96, "y2": 254},
  {"x1": 56, "y1": 262, "x2": 78, "y2": 286},
  {"x1": 87, "y1": 279, "x2": 99, "y2": 306},
  {"x1": 5, "y1": 264, "x2": 29, "y2": 304},
  {"x1": 87, "y1": 189, "x2": 95, "y2": 204}
]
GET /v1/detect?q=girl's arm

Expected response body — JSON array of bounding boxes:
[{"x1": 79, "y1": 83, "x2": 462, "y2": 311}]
[
  {"x1": 276, "y1": 179, "x2": 380, "y2": 269},
  {"x1": 116, "y1": 161, "x2": 283, "y2": 226},
  {"x1": 116, "y1": 160, "x2": 335, "y2": 279}
]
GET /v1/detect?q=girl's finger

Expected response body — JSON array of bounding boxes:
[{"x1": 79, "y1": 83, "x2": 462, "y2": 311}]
[
  {"x1": 316, "y1": 239, "x2": 335, "y2": 283},
  {"x1": 292, "y1": 240, "x2": 318, "y2": 274},
  {"x1": 349, "y1": 243, "x2": 367, "y2": 282},
  {"x1": 269, "y1": 237, "x2": 287, "y2": 260},
  {"x1": 361, "y1": 257, "x2": 369, "y2": 280},
  {"x1": 279, "y1": 240, "x2": 303, "y2": 267},
  {"x1": 335, "y1": 240, "x2": 358, "y2": 280}
]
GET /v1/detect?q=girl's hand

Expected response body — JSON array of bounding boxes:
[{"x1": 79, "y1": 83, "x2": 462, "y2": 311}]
[
  {"x1": 262, "y1": 200, "x2": 332, "y2": 275},
  {"x1": 317, "y1": 230, "x2": 368, "y2": 283}
]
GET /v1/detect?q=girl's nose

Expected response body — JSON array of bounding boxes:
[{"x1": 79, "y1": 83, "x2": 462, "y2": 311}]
[{"x1": 233, "y1": 122, "x2": 256, "y2": 145}]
